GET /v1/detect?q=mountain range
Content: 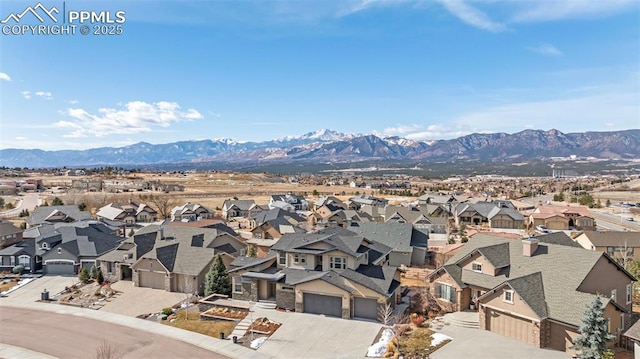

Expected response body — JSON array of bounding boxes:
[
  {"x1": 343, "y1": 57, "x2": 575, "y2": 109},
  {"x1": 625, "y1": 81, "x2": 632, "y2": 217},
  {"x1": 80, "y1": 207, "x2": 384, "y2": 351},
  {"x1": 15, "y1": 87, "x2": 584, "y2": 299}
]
[{"x1": 1, "y1": 129, "x2": 638, "y2": 168}]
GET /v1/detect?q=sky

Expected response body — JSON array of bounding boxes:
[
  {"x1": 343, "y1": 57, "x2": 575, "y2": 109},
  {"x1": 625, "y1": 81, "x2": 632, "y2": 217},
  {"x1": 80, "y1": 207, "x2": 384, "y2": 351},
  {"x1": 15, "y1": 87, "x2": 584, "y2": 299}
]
[{"x1": 0, "y1": 0, "x2": 639, "y2": 151}]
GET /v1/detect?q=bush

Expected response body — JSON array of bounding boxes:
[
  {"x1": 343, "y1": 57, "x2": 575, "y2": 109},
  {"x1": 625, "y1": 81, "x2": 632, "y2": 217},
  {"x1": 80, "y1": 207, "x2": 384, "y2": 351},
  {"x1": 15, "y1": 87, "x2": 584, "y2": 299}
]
[
  {"x1": 12, "y1": 264, "x2": 25, "y2": 274},
  {"x1": 94, "y1": 289, "x2": 102, "y2": 297},
  {"x1": 79, "y1": 267, "x2": 90, "y2": 283},
  {"x1": 96, "y1": 268, "x2": 104, "y2": 284},
  {"x1": 162, "y1": 307, "x2": 173, "y2": 316}
]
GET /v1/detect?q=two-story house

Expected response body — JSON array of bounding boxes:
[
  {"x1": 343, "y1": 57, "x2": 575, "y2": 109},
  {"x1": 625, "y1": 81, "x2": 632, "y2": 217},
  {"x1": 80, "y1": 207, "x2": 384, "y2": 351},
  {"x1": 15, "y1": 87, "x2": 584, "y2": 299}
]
[
  {"x1": 575, "y1": 231, "x2": 640, "y2": 262},
  {"x1": 269, "y1": 194, "x2": 309, "y2": 212},
  {"x1": 228, "y1": 228, "x2": 401, "y2": 320},
  {"x1": 96, "y1": 201, "x2": 158, "y2": 224},
  {"x1": 170, "y1": 202, "x2": 215, "y2": 222},
  {"x1": 348, "y1": 222, "x2": 428, "y2": 266},
  {"x1": 427, "y1": 234, "x2": 635, "y2": 354}
]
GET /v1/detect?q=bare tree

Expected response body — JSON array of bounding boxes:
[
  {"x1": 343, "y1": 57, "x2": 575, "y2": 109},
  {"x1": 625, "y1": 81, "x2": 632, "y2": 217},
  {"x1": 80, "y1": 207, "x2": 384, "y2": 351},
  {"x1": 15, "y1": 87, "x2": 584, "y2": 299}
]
[
  {"x1": 95, "y1": 340, "x2": 121, "y2": 359},
  {"x1": 617, "y1": 240, "x2": 632, "y2": 269},
  {"x1": 146, "y1": 194, "x2": 175, "y2": 219},
  {"x1": 377, "y1": 301, "x2": 409, "y2": 357},
  {"x1": 181, "y1": 273, "x2": 196, "y2": 320},
  {"x1": 377, "y1": 301, "x2": 394, "y2": 327}
]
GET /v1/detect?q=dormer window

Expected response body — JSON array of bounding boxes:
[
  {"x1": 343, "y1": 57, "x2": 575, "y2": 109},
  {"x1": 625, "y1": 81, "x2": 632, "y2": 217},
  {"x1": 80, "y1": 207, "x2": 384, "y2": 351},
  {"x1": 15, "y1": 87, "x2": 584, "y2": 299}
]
[
  {"x1": 41, "y1": 242, "x2": 49, "y2": 250},
  {"x1": 503, "y1": 290, "x2": 514, "y2": 304},
  {"x1": 472, "y1": 262, "x2": 482, "y2": 273}
]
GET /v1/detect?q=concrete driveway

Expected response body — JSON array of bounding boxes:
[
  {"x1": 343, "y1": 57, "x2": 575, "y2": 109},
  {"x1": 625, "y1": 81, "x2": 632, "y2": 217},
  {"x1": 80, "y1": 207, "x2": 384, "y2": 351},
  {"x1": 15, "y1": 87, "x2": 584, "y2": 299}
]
[
  {"x1": 100, "y1": 280, "x2": 186, "y2": 317},
  {"x1": 1, "y1": 275, "x2": 76, "y2": 304},
  {"x1": 431, "y1": 323, "x2": 571, "y2": 359},
  {"x1": 251, "y1": 306, "x2": 382, "y2": 359}
]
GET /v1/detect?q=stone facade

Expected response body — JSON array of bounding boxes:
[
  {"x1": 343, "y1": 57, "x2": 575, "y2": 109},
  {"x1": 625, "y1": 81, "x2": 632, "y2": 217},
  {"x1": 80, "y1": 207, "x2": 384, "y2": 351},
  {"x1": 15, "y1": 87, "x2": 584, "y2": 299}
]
[
  {"x1": 295, "y1": 301, "x2": 303, "y2": 313},
  {"x1": 341, "y1": 308, "x2": 350, "y2": 319},
  {"x1": 233, "y1": 280, "x2": 258, "y2": 302},
  {"x1": 276, "y1": 289, "x2": 295, "y2": 310},
  {"x1": 531, "y1": 321, "x2": 541, "y2": 347}
]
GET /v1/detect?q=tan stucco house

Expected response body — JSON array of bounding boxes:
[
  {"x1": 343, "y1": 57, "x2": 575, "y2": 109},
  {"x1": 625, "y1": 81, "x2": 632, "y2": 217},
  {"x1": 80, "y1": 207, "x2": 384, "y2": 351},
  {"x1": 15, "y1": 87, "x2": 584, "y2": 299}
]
[{"x1": 427, "y1": 234, "x2": 635, "y2": 354}]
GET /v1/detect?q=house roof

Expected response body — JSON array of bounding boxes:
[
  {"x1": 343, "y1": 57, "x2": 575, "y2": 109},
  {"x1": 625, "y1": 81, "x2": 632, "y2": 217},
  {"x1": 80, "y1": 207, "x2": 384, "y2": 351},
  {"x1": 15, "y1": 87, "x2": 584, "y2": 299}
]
[
  {"x1": 625, "y1": 318, "x2": 640, "y2": 341},
  {"x1": 440, "y1": 234, "x2": 626, "y2": 327},
  {"x1": 228, "y1": 252, "x2": 277, "y2": 273},
  {"x1": 480, "y1": 272, "x2": 548, "y2": 319},
  {"x1": 534, "y1": 232, "x2": 582, "y2": 248},
  {"x1": 223, "y1": 200, "x2": 258, "y2": 211},
  {"x1": 28, "y1": 205, "x2": 92, "y2": 226},
  {"x1": 347, "y1": 222, "x2": 425, "y2": 252},
  {"x1": 341, "y1": 265, "x2": 400, "y2": 296},
  {"x1": 533, "y1": 205, "x2": 593, "y2": 219},
  {"x1": 171, "y1": 202, "x2": 212, "y2": 216},
  {"x1": 0, "y1": 221, "x2": 22, "y2": 236},
  {"x1": 251, "y1": 208, "x2": 303, "y2": 225},
  {"x1": 456, "y1": 201, "x2": 523, "y2": 221},
  {"x1": 578, "y1": 231, "x2": 640, "y2": 247},
  {"x1": 39, "y1": 223, "x2": 123, "y2": 259}
]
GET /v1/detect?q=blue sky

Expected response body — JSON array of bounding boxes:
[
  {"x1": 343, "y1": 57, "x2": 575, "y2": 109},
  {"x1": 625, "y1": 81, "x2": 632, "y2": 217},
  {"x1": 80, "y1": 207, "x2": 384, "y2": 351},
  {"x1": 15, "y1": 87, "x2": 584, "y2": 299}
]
[{"x1": 0, "y1": 0, "x2": 639, "y2": 150}]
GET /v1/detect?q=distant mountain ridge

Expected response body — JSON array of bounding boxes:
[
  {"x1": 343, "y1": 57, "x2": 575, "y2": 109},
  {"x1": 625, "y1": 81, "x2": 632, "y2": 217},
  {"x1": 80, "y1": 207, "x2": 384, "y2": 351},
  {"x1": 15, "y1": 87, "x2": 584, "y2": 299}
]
[{"x1": 1, "y1": 129, "x2": 638, "y2": 168}]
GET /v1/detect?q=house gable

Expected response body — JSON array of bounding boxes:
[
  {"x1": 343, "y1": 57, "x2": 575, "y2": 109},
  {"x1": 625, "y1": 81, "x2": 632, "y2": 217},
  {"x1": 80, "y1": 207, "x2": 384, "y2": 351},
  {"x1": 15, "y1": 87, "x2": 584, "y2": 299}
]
[
  {"x1": 481, "y1": 285, "x2": 541, "y2": 322},
  {"x1": 577, "y1": 254, "x2": 635, "y2": 311},
  {"x1": 458, "y1": 252, "x2": 498, "y2": 276}
]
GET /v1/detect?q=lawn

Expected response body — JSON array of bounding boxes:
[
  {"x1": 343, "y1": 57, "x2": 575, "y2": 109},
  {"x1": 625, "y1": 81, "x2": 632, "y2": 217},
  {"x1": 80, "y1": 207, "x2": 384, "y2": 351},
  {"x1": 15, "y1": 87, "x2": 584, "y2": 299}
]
[
  {"x1": 0, "y1": 279, "x2": 20, "y2": 293},
  {"x1": 398, "y1": 327, "x2": 451, "y2": 358},
  {"x1": 164, "y1": 309, "x2": 237, "y2": 338}
]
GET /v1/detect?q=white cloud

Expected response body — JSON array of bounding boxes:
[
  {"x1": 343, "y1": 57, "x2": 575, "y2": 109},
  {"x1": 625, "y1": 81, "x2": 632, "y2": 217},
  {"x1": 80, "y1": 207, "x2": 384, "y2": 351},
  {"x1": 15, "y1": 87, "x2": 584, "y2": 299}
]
[
  {"x1": 436, "y1": 0, "x2": 506, "y2": 32},
  {"x1": 528, "y1": 43, "x2": 564, "y2": 57},
  {"x1": 68, "y1": 99, "x2": 79, "y2": 104},
  {"x1": 373, "y1": 124, "x2": 424, "y2": 137},
  {"x1": 15, "y1": 136, "x2": 27, "y2": 140},
  {"x1": 55, "y1": 101, "x2": 204, "y2": 138},
  {"x1": 0, "y1": 72, "x2": 11, "y2": 81},
  {"x1": 35, "y1": 91, "x2": 53, "y2": 100},
  {"x1": 405, "y1": 124, "x2": 475, "y2": 141},
  {"x1": 336, "y1": 0, "x2": 407, "y2": 17},
  {"x1": 511, "y1": 0, "x2": 637, "y2": 23},
  {"x1": 21, "y1": 91, "x2": 31, "y2": 99}
]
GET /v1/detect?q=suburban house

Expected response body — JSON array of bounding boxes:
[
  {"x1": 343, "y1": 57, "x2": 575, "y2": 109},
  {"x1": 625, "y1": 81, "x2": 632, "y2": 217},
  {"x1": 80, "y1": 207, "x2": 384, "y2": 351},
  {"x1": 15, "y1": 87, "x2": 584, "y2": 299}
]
[
  {"x1": 347, "y1": 195, "x2": 388, "y2": 210},
  {"x1": 268, "y1": 194, "x2": 309, "y2": 212},
  {"x1": 0, "y1": 221, "x2": 23, "y2": 249},
  {"x1": 347, "y1": 222, "x2": 428, "y2": 266},
  {"x1": 384, "y1": 206, "x2": 448, "y2": 234},
  {"x1": 624, "y1": 320, "x2": 640, "y2": 355},
  {"x1": 228, "y1": 228, "x2": 401, "y2": 320},
  {"x1": 454, "y1": 201, "x2": 524, "y2": 229},
  {"x1": 246, "y1": 209, "x2": 306, "y2": 257},
  {"x1": 221, "y1": 199, "x2": 262, "y2": 220},
  {"x1": 427, "y1": 234, "x2": 635, "y2": 354},
  {"x1": 170, "y1": 202, "x2": 215, "y2": 222},
  {"x1": 98, "y1": 225, "x2": 244, "y2": 293},
  {"x1": 313, "y1": 196, "x2": 347, "y2": 211},
  {"x1": 314, "y1": 204, "x2": 372, "y2": 228},
  {"x1": 37, "y1": 222, "x2": 123, "y2": 275},
  {"x1": 529, "y1": 205, "x2": 595, "y2": 231},
  {"x1": 575, "y1": 231, "x2": 640, "y2": 262},
  {"x1": 96, "y1": 201, "x2": 158, "y2": 224},
  {"x1": 27, "y1": 205, "x2": 92, "y2": 228},
  {"x1": 417, "y1": 193, "x2": 458, "y2": 207}
]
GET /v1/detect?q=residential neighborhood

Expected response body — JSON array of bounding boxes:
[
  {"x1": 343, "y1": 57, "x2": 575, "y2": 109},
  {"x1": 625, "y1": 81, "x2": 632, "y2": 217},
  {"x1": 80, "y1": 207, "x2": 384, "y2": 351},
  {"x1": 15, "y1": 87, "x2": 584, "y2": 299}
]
[{"x1": 1, "y1": 172, "x2": 639, "y2": 359}]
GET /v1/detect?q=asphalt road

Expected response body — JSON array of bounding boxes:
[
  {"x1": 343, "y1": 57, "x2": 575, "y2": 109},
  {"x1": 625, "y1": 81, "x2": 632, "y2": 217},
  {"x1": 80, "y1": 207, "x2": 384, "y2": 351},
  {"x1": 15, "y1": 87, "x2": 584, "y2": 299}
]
[
  {"x1": 0, "y1": 307, "x2": 230, "y2": 359},
  {"x1": 0, "y1": 193, "x2": 40, "y2": 218}
]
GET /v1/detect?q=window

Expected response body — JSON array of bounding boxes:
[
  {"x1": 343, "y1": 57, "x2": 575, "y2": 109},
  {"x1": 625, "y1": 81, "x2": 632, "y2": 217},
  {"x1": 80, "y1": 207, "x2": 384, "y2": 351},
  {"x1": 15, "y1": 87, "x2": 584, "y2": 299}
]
[
  {"x1": 435, "y1": 283, "x2": 456, "y2": 303},
  {"x1": 278, "y1": 252, "x2": 286, "y2": 266},
  {"x1": 233, "y1": 276, "x2": 242, "y2": 293},
  {"x1": 621, "y1": 313, "x2": 625, "y2": 331},
  {"x1": 18, "y1": 255, "x2": 30, "y2": 268},
  {"x1": 41, "y1": 242, "x2": 49, "y2": 249},
  {"x1": 293, "y1": 254, "x2": 306, "y2": 264},
  {"x1": 503, "y1": 290, "x2": 514, "y2": 304},
  {"x1": 611, "y1": 289, "x2": 617, "y2": 302},
  {"x1": 627, "y1": 284, "x2": 632, "y2": 305},
  {"x1": 329, "y1": 256, "x2": 347, "y2": 270},
  {"x1": 10, "y1": 256, "x2": 15, "y2": 266},
  {"x1": 254, "y1": 232, "x2": 262, "y2": 239},
  {"x1": 472, "y1": 262, "x2": 482, "y2": 273}
]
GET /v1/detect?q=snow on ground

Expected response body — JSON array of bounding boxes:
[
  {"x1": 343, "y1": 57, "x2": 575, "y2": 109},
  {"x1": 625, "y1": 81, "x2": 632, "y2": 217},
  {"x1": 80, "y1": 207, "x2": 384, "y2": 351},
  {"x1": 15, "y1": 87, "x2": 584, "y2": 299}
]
[
  {"x1": 431, "y1": 333, "x2": 452, "y2": 346},
  {"x1": 250, "y1": 337, "x2": 267, "y2": 349},
  {"x1": 1, "y1": 278, "x2": 36, "y2": 295},
  {"x1": 366, "y1": 329, "x2": 394, "y2": 358}
]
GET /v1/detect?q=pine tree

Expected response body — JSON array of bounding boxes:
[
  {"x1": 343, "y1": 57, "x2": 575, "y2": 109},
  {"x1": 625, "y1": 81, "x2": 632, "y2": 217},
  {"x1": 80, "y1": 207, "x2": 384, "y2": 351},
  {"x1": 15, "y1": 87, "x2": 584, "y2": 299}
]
[
  {"x1": 572, "y1": 296, "x2": 614, "y2": 359},
  {"x1": 79, "y1": 267, "x2": 90, "y2": 283},
  {"x1": 204, "y1": 255, "x2": 231, "y2": 296},
  {"x1": 90, "y1": 265, "x2": 97, "y2": 279},
  {"x1": 247, "y1": 245, "x2": 257, "y2": 258},
  {"x1": 96, "y1": 268, "x2": 104, "y2": 285}
]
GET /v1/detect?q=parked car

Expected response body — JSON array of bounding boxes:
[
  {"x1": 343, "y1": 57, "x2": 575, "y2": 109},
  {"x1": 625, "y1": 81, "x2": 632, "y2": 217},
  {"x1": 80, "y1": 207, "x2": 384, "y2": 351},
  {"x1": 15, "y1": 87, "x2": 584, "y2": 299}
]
[
  {"x1": 626, "y1": 217, "x2": 634, "y2": 222},
  {"x1": 536, "y1": 225, "x2": 550, "y2": 233}
]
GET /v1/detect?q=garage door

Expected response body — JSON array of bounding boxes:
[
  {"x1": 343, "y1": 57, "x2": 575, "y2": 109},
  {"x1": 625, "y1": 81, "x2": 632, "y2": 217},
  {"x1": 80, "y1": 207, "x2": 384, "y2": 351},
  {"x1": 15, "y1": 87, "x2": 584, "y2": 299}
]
[
  {"x1": 486, "y1": 308, "x2": 531, "y2": 344},
  {"x1": 45, "y1": 261, "x2": 75, "y2": 275},
  {"x1": 303, "y1": 293, "x2": 342, "y2": 317},
  {"x1": 354, "y1": 297, "x2": 378, "y2": 320},
  {"x1": 139, "y1": 271, "x2": 165, "y2": 290}
]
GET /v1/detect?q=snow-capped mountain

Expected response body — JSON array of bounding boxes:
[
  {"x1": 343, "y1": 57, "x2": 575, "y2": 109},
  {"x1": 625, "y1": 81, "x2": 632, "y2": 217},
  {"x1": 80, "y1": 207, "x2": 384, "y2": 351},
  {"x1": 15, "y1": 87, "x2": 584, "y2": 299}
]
[{"x1": 0, "y1": 129, "x2": 638, "y2": 168}]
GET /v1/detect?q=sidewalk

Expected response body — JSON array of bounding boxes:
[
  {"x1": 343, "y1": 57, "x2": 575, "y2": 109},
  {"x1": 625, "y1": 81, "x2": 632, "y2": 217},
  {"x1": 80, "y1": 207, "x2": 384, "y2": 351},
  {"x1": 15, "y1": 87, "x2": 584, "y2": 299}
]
[{"x1": 0, "y1": 343, "x2": 59, "y2": 359}]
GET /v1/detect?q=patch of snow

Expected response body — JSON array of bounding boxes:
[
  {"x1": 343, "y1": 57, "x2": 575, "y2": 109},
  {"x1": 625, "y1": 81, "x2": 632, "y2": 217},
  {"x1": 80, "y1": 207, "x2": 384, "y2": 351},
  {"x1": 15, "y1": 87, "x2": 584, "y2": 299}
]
[
  {"x1": 366, "y1": 328, "x2": 393, "y2": 358},
  {"x1": 431, "y1": 333, "x2": 452, "y2": 346},
  {"x1": 250, "y1": 336, "x2": 267, "y2": 349}
]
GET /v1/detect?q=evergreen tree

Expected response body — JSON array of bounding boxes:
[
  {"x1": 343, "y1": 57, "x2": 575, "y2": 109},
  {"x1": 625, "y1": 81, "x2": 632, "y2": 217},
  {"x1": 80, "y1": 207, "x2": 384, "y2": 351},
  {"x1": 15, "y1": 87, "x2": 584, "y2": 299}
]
[
  {"x1": 572, "y1": 296, "x2": 614, "y2": 359},
  {"x1": 90, "y1": 265, "x2": 97, "y2": 279},
  {"x1": 51, "y1": 197, "x2": 64, "y2": 206},
  {"x1": 204, "y1": 255, "x2": 231, "y2": 296},
  {"x1": 247, "y1": 245, "x2": 257, "y2": 258},
  {"x1": 79, "y1": 267, "x2": 90, "y2": 283},
  {"x1": 96, "y1": 268, "x2": 104, "y2": 284}
]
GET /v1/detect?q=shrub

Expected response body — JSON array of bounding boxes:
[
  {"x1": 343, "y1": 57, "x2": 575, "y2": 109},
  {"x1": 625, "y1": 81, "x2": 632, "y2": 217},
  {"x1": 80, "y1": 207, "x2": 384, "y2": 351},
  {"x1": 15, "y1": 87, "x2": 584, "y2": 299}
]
[
  {"x1": 79, "y1": 267, "x2": 90, "y2": 283},
  {"x1": 162, "y1": 307, "x2": 173, "y2": 316},
  {"x1": 12, "y1": 264, "x2": 25, "y2": 274},
  {"x1": 96, "y1": 268, "x2": 104, "y2": 284},
  {"x1": 90, "y1": 265, "x2": 97, "y2": 279},
  {"x1": 94, "y1": 289, "x2": 102, "y2": 297}
]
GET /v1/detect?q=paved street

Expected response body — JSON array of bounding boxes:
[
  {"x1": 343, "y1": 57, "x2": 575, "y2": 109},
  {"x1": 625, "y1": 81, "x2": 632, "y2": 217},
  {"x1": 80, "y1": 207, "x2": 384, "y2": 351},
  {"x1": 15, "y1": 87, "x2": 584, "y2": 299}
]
[
  {"x1": 0, "y1": 193, "x2": 41, "y2": 218},
  {"x1": 0, "y1": 307, "x2": 230, "y2": 359}
]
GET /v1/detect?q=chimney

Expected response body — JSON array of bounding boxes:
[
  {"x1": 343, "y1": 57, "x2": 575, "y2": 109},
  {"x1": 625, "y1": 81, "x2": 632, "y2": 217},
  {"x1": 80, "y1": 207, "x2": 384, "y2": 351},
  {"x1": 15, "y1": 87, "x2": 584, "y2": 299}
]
[{"x1": 522, "y1": 238, "x2": 539, "y2": 257}]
